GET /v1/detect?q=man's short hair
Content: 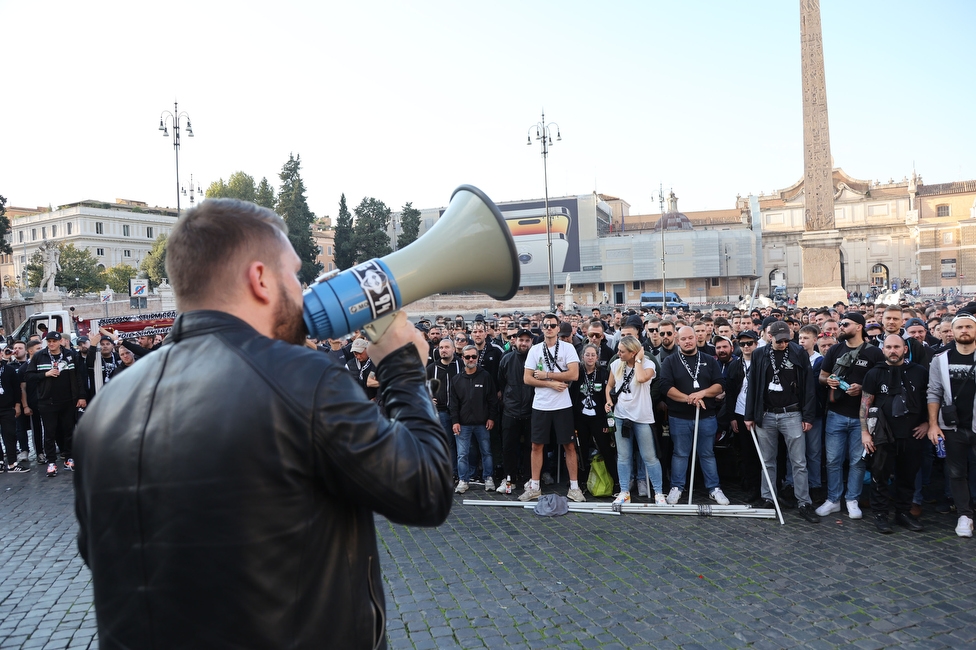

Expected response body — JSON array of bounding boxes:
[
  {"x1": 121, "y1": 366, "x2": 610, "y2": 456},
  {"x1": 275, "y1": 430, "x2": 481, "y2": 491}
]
[{"x1": 166, "y1": 199, "x2": 289, "y2": 309}]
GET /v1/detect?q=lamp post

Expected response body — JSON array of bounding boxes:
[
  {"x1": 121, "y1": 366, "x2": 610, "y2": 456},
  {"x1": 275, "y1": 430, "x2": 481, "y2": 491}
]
[
  {"x1": 724, "y1": 244, "x2": 731, "y2": 302},
  {"x1": 182, "y1": 173, "x2": 202, "y2": 206},
  {"x1": 526, "y1": 111, "x2": 561, "y2": 313},
  {"x1": 158, "y1": 101, "x2": 194, "y2": 212}
]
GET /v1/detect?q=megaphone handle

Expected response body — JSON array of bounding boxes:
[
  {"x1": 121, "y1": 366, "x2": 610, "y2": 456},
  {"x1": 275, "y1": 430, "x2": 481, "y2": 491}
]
[{"x1": 363, "y1": 310, "x2": 400, "y2": 343}]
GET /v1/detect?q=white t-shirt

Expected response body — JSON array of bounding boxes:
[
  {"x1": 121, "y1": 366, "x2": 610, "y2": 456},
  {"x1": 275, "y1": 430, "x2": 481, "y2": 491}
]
[
  {"x1": 610, "y1": 358, "x2": 656, "y2": 424},
  {"x1": 525, "y1": 340, "x2": 580, "y2": 411}
]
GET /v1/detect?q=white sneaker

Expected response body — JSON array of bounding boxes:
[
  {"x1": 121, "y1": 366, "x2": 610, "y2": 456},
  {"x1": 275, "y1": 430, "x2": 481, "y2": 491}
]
[
  {"x1": 496, "y1": 478, "x2": 512, "y2": 494},
  {"x1": 567, "y1": 488, "x2": 585, "y2": 503},
  {"x1": 816, "y1": 500, "x2": 840, "y2": 517},
  {"x1": 518, "y1": 486, "x2": 542, "y2": 502},
  {"x1": 956, "y1": 515, "x2": 974, "y2": 538},
  {"x1": 484, "y1": 477, "x2": 495, "y2": 492},
  {"x1": 612, "y1": 492, "x2": 631, "y2": 506},
  {"x1": 666, "y1": 487, "x2": 682, "y2": 505},
  {"x1": 454, "y1": 481, "x2": 469, "y2": 494},
  {"x1": 709, "y1": 487, "x2": 730, "y2": 506},
  {"x1": 846, "y1": 499, "x2": 863, "y2": 520},
  {"x1": 655, "y1": 493, "x2": 667, "y2": 505}
]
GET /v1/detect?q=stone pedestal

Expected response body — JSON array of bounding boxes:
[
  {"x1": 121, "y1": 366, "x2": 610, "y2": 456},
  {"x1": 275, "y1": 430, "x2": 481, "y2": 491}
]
[
  {"x1": 157, "y1": 279, "x2": 176, "y2": 312},
  {"x1": 34, "y1": 290, "x2": 65, "y2": 313},
  {"x1": 797, "y1": 230, "x2": 849, "y2": 308}
]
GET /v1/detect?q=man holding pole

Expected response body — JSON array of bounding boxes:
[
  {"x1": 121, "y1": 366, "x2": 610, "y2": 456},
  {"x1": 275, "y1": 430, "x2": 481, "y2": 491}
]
[{"x1": 658, "y1": 326, "x2": 729, "y2": 506}]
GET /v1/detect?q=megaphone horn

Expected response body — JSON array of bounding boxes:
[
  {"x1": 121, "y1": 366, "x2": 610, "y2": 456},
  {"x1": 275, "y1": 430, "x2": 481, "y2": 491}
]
[{"x1": 303, "y1": 185, "x2": 520, "y2": 342}]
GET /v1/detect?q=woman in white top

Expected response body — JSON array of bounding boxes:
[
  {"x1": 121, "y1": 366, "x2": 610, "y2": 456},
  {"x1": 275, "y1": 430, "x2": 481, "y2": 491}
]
[{"x1": 605, "y1": 335, "x2": 664, "y2": 505}]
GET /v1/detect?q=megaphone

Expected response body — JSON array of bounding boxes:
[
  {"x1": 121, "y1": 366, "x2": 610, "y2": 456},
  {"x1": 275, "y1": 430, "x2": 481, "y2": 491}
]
[{"x1": 303, "y1": 184, "x2": 520, "y2": 342}]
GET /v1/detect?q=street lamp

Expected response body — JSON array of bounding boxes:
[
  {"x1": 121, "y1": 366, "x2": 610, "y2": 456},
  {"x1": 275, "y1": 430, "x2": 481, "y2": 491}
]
[
  {"x1": 158, "y1": 101, "x2": 194, "y2": 212},
  {"x1": 526, "y1": 110, "x2": 561, "y2": 313},
  {"x1": 182, "y1": 173, "x2": 202, "y2": 206},
  {"x1": 724, "y1": 244, "x2": 731, "y2": 302}
]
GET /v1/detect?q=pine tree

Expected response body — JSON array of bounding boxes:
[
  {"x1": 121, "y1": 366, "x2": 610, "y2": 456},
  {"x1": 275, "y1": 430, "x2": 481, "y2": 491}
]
[
  {"x1": 0, "y1": 195, "x2": 11, "y2": 255},
  {"x1": 397, "y1": 201, "x2": 421, "y2": 249},
  {"x1": 276, "y1": 153, "x2": 322, "y2": 284},
  {"x1": 333, "y1": 193, "x2": 356, "y2": 270},
  {"x1": 255, "y1": 177, "x2": 276, "y2": 210},
  {"x1": 353, "y1": 197, "x2": 392, "y2": 261}
]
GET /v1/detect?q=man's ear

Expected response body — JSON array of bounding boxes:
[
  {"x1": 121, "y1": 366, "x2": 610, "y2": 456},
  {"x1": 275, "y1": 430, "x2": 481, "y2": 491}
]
[{"x1": 245, "y1": 261, "x2": 273, "y2": 305}]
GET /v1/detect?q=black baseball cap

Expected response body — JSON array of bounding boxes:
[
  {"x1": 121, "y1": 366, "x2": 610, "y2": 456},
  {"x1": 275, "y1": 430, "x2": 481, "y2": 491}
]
[
  {"x1": 76, "y1": 335, "x2": 90, "y2": 343},
  {"x1": 515, "y1": 328, "x2": 534, "y2": 339},
  {"x1": 45, "y1": 332, "x2": 62, "y2": 341},
  {"x1": 737, "y1": 330, "x2": 759, "y2": 341},
  {"x1": 769, "y1": 321, "x2": 792, "y2": 342}
]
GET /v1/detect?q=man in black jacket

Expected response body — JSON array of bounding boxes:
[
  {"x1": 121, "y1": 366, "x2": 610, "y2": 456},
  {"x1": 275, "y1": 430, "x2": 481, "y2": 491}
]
[
  {"x1": 744, "y1": 321, "x2": 819, "y2": 523},
  {"x1": 73, "y1": 199, "x2": 452, "y2": 650},
  {"x1": 0, "y1": 349, "x2": 26, "y2": 472},
  {"x1": 427, "y1": 337, "x2": 461, "y2": 479},
  {"x1": 450, "y1": 345, "x2": 499, "y2": 493},
  {"x1": 25, "y1": 332, "x2": 86, "y2": 477},
  {"x1": 496, "y1": 329, "x2": 534, "y2": 493}
]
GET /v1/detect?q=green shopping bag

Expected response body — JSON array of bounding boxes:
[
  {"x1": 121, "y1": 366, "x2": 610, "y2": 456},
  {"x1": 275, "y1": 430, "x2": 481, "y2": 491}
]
[{"x1": 586, "y1": 453, "x2": 613, "y2": 497}]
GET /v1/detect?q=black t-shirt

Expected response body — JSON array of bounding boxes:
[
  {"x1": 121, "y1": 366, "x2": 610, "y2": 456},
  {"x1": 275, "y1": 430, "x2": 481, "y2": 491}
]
[
  {"x1": 658, "y1": 350, "x2": 725, "y2": 420},
  {"x1": 948, "y1": 349, "x2": 976, "y2": 432},
  {"x1": 862, "y1": 363, "x2": 928, "y2": 439},
  {"x1": 763, "y1": 348, "x2": 799, "y2": 409},
  {"x1": 822, "y1": 341, "x2": 886, "y2": 419}
]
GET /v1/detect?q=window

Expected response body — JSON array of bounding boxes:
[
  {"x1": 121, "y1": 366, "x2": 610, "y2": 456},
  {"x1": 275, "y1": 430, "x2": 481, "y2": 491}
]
[
  {"x1": 329, "y1": 263, "x2": 334, "y2": 271},
  {"x1": 123, "y1": 225, "x2": 130, "y2": 237},
  {"x1": 41, "y1": 227, "x2": 47, "y2": 239},
  {"x1": 598, "y1": 282, "x2": 606, "y2": 291},
  {"x1": 937, "y1": 205, "x2": 950, "y2": 217},
  {"x1": 123, "y1": 250, "x2": 131, "y2": 258},
  {"x1": 147, "y1": 227, "x2": 153, "y2": 238},
  {"x1": 31, "y1": 229, "x2": 36, "y2": 241},
  {"x1": 20, "y1": 256, "x2": 25, "y2": 265},
  {"x1": 632, "y1": 281, "x2": 641, "y2": 291},
  {"x1": 95, "y1": 222, "x2": 104, "y2": 234},
  {"x1": 67, "y1": 223, "x2": 72, "y2": 235},
  {"x1": 710, "y1": 277, "x2": 721, "y2": 287},
  {"x1": 96, "y1": 248, "x2": 104, "y2": 256},
  {"x1": 327, "y1": 245, "x2": 333, "y2": 256},
  {"x1": 18, "y1": 231, "x2": 23, "y2": 243},
  {"x1": 943, "y1": 232, "x2": 954, "y2": 245},
  {"x1": 51, "y1": 225, "x2": 57, "y2": 237}
]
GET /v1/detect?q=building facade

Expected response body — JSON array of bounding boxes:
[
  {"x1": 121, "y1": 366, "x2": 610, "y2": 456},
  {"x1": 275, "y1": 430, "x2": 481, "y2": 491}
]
[{"x1": 3, "y1": 199, "x2": 178, "y2": 288}]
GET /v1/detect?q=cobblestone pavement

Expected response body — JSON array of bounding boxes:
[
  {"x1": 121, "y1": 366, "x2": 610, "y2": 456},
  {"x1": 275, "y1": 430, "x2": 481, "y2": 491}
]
[{"x1": 4, "y1": 465, "x2": 976, "y2": 649}]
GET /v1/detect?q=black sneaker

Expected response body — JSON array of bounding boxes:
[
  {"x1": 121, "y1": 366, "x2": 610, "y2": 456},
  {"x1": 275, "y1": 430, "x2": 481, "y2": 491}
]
[
  {"x1": 895, "y1": 511, "x2": 924, "y2": 532},
  {"x1": 798, "y1": 504, "x2": 821, "y2": 523},
  {"x1": 874, "y1": 513, "x2": 894, "y2": 534},
  {"x1": 755, "y1": 499, "x2": 776, "y2": 510},
  {"x1": 778, "y1": 490, "x2": 797, "y2": 509},
  {"x1": 7, "y1": 464, "x2": 31, "y2": 473}
]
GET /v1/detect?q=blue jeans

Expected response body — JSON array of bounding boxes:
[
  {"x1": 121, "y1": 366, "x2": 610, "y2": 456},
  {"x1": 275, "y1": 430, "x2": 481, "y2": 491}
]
[
  {"x1": 615, "y1": 418, "x2": 663, "y2": 496},
  {"x1": 669, "y1": 415, "x2": 720, "y2": 492},
  {"x1": 438, "y1": 411, "x2": 458, "y2": 477},
  {"x1": 457, "y1": 424, "x2": 492, "y2": 482},
  {"x1": 824, "y1": 411, "x2": 865, "y2": 502}
]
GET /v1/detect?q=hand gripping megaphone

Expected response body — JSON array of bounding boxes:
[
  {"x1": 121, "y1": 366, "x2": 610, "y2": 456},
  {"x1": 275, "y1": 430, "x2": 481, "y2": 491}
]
[{"x1": 303, "y1": 185, "x2": 520, "y2": 342}]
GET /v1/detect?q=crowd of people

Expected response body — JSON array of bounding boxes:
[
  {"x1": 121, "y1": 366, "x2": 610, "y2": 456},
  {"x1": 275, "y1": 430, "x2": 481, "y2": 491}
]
[
  {"x1": 0, "y1": 327, "x2": 158, "y2": 476},
  {"x1": 320, "y1": 297, "x2": 976, "y2": 534}
]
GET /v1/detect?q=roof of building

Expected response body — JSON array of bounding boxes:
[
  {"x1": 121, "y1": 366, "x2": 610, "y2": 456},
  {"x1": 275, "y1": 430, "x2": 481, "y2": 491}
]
[
  {"x1": 652, "y1": 211, "x2": 695, "y2": 231},
  {"x1": 918, "y1": 180, "x2": 976, "y2": 196}
]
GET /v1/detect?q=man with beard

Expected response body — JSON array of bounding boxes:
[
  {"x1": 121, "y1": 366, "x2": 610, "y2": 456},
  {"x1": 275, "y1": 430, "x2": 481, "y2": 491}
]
[
  {"x1": 427, "y1": 337, "x2": 461, "y2": 480},
  {"x1": 583, "y1": 320, "x2": 615, "y2": 368},
  {"x1": 726, "y1": 330, "x2": 762, "y2": 502},
  {"x1": 658, "y1": 326, "x2": 730, "y2": 506},
  {"x1": 860, "y1": 335, "x2": 929, "y2": 533},
  {"x1": 654, "y1": 320, "x2": 679, "y2": 365},
  {"x1": 450, "y1": 345, "x2": 498, "y2": 493},
  {"x1": 84, "y1": 336, "x2": 123, "y2": 399},
  {"x1": 7, "y1": 341, "x2": 32, "y2": 463},
  {"x1": 745, "y1": 322, "x2": 820, "y2": 523},
  {"x1": 817, "y1": 312, "x2": 885, "y2": 519},
  {"x1": 712, "y1": 335, "x2": 738, "y2": 449},
  {"x1": 496, "y1": 329, "x2": 534, "y2": 493},
  {"x1": 928, "y1": 312, "x2": 976, "y2": 537},
  {"x1": 73, "y1": 199, "x2": 452, "y2": 648},
  {"x1": 426, "y1": 325, "x2": 443, "y2": 364},
  {"x1": 18, "y1": 340, "x2": 44, "y2": 464},
  {"x1": 879, "y1": 305, "x2": 928, "y2": 366}
]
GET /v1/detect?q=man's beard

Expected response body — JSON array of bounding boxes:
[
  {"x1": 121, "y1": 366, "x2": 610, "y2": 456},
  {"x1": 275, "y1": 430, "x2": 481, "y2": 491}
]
[
  {"x1": 273, "y1": 283, "x2": 308, "y2": 346},
  {"x1": 837, "y1": 330, "x2": 854, "y2": 342}
]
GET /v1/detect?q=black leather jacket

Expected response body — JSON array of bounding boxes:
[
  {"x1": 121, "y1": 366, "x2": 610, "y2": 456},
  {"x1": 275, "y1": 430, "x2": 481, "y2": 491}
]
[
  {"x1": 744, "y1": 342, "x2": 816, "y2": 424},
  {"x1": 74, "y1": 311, "x2": 453, "y2": 650}
]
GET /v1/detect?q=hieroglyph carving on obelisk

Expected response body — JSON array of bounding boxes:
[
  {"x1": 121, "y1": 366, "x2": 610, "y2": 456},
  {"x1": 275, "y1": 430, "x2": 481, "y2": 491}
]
[{"x1": 800, "y1": 0, "x2": 834, "y2": 231}]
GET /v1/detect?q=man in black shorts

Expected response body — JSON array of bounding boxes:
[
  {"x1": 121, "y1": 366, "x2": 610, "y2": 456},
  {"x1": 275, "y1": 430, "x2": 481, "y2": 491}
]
[{"x1": 519, "y1": 313, "x2": 583, "y2": 502}]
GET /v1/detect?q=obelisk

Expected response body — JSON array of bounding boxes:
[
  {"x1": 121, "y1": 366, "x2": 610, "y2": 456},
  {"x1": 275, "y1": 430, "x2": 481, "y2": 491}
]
[{"x1": 796, "y1": 0, "x2": 848, "y2": 308}]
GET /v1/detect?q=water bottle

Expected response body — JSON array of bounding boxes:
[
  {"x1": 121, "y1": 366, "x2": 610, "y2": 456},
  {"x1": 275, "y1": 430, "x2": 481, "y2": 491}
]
[{"x1": 830, "y1": 374, "x2": 851, "y2": 391}]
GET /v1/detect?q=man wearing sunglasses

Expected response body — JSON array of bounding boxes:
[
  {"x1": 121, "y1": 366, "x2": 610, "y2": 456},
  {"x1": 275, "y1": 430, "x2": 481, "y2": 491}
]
[
  {"x1": 451, "y1": 345, "x2": 499, "y2": 494},
  {"x1": 817, "y1": 312, "x2": 885, "y2": 519},
  {"x1": 726, "y1": 330, "x2": 762, "y2": 503},
  {"x1": 519, "y1": 313, "x2": 583, "y2": 502},
  {"x1": 584, "y1": 320, "x2": 614, "y2": 368},
  {"x1": 654, "y1": 321, "x2": 678, "y2": 365}
]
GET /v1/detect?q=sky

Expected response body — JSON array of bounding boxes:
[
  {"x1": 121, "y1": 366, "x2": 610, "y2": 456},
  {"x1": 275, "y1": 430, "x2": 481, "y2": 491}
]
[{"x1": 2, "y1": 0, "x2": 974, "y2": 219}]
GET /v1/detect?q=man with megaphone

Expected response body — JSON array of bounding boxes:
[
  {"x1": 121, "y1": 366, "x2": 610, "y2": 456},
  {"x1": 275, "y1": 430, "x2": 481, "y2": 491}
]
[{"x1": 72, "y1": 198, "x2": 455, "y2": 649}]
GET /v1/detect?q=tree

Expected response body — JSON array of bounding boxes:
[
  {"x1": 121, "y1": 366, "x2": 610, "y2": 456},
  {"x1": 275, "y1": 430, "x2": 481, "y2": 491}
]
[
  {"x1": 25, "y1": 249, "x2": 44, "y2": 288},
  {"x1": 205, "y1": 171, "x2": 257, "y2": 203},
  {"x1": 333, "y1": 193, "x2": 356, "y2": 270},
  {"x1": 276, "y1": 153, "x2": 322, "y2": 284},
  {"x1": 397, "y1": 201, "x2": 421, "y2": 250},
  {"x1": 101, "y1": 264, "x2": 138, "y2": 294},
  {"x1": 0, "y1": 195, "x2": 11, "y2": 255},
  {"x1": 255, "y1": 177, "x2": 276, "y2": 210},
  {"x1": 205, "y1": 178, "x2": 229, "y2": 199},
  {"x1": 140, "y1": 233, "x2": 169, "y2": 287},
  {"x1": 55, "y1": 243, "x2": 102, "y2": 294},
  {"x1": 353, "y1": 197, "x2": 392, "y2": 262}
]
